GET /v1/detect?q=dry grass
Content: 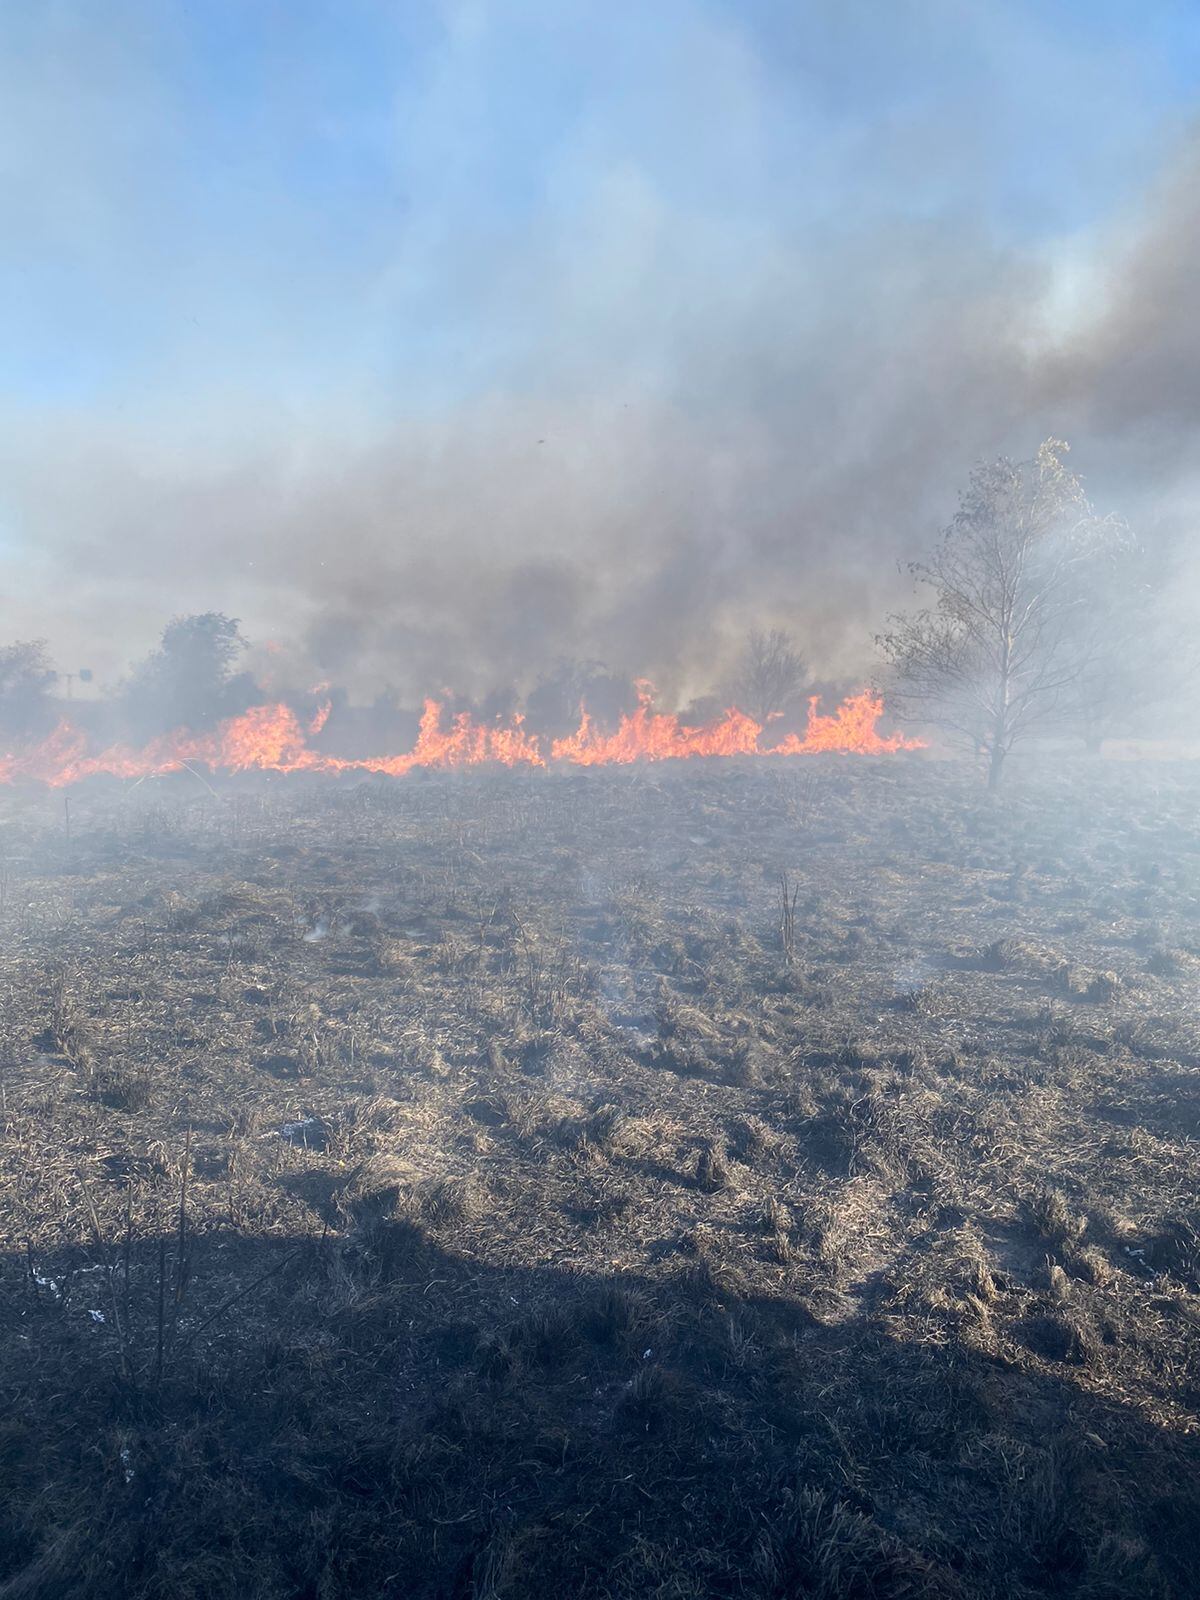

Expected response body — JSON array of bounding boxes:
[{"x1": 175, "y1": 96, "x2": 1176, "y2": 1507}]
[{"x1": 0, "y1": 757, "x2": 1198, "y2": 1597}]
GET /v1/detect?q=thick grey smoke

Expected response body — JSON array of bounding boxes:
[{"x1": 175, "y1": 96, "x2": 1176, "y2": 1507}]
[{"x1": 1, "y1": 5, "x2": 1197, "y2": 708}]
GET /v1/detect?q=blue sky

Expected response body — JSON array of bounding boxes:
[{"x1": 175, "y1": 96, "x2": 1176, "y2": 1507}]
[
  {"x1": 4, "y1": 0, "x2": 1197, "y2": 413},
  {"x1": 2, "y1": 1, "x2": 1199, "y2": 689}
]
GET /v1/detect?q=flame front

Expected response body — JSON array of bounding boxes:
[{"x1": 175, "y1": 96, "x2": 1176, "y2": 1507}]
[
  {"x1": 359, "y1": 700, "x2": 546, "y2": 777},
  {"x1": 552, "y1": 681, "x2": 764, "y2": 765},
  {"x1": 769, "y1": 692, "x2": 924, "y2": 755},
  {"x1": 0, "y1": 687, "x2": 922, "y2": 788}
]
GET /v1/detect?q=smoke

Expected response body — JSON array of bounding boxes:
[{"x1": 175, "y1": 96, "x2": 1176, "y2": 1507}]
[{"x1": 1, "y1": 2, "x2": 1198, "y2": 707}]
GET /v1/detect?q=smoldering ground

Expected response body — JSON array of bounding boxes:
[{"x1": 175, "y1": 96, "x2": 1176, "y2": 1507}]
[{"x1": 3, "y1": 759, "x2": 1200, "y2": 1598}]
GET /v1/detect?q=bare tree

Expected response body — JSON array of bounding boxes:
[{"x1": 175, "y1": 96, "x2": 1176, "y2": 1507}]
[
  {"x1": 877, "y1": 440, "x2": 1126, "y2": 788},
  {"x1": 733, "y1": 629, "x2": 807, "y2": 727}
]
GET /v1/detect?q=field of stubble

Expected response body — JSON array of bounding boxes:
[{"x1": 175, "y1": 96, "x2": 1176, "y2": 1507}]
[{"x1": 1, "y1": 756, "x2": 1198, "y2": 1599}]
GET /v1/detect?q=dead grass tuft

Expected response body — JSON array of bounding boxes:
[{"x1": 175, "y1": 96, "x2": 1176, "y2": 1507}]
[
  {"x1": 1026, "y1": 1184, "x2": 1088, "y2": 1249},
  {"x1": 754, "y1": 1484, "x2": 949, "y2": 1600},
  {"x1": 693, "y1": 1142, "x2": 732, "y2": 1193}
]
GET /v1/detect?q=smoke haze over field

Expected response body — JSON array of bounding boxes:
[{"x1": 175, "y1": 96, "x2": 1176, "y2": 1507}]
[{"x1": 2, "y1": 2, "x2": 1199, "y2": 703}]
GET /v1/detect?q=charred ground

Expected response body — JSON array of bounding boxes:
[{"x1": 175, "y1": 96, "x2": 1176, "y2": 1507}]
[{"x1": 1, "y1": 758, "x2": 1198, "y2": 1598}]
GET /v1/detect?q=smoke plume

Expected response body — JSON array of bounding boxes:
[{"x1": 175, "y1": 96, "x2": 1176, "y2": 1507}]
[{"x1": 1, "y1": 3, "x2": 1198, "y2": 709}]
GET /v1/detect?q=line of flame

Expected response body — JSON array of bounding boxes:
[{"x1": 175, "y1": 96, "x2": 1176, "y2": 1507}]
[{"x1": 0, "y1": 688, "x2": 923, "y2": 788}]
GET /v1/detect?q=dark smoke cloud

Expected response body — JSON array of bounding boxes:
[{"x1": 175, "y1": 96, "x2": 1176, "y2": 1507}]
[{"x1": 1, "y1": 6, "x2": 1197, "y2": 707}]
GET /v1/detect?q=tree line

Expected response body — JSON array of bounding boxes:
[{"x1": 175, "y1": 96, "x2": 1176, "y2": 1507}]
[{"x1": 0, "y1": 438, "x2": 1183, "y2": 783}]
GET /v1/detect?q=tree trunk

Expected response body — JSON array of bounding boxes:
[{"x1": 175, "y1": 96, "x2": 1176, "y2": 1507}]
[{"x1": 990, "y1": 644, "x2": 1012, "y2": 792}]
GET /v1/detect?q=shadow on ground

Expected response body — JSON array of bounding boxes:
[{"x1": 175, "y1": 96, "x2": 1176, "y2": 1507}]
[{"x1": 2, "y1": 1218, "x2": 1197, "y2": 1600}]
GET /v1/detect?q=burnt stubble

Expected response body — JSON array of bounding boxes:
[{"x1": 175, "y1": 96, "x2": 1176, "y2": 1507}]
[{"x1": 1, "y1": 756, "x2": 1198, "y2": 1598}]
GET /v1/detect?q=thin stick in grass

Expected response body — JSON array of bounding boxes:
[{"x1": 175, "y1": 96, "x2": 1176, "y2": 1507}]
[{"x1": 175, "y1": 1127, "x2": 192, "y2": 1307}]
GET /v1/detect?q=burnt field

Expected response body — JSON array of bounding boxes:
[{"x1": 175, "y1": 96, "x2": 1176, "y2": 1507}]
[{"x1": 1, "y1": 757, "x2": 1199, "y2": 1598}]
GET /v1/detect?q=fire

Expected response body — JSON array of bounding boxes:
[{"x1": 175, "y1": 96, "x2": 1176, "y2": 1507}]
[
  {"x1": 770, "y1": 691, "x2": 924, "y2": 755},
  {"x1": 360, "y1": 700, "x2": 545, "y2": 777},
  {"x1": 0, "y1": 687, "x2": 922, "y2": 788},
  {"x1": 307, "y1": 689, "x2": 333, "y2": 736},
  {"x1": 552, "y1": 681, "x2": 763, "y2": 765}
]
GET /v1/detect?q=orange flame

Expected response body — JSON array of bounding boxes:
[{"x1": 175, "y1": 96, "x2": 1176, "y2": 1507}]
[
  {"x1": 769, "y1": 692, "x2": 924, "y2": 755},
  {"x1": 358, "y1": 700, "x2": 545, "y2": 777},
  {"x1": 551, "y1": 681, "x2": 762, "y2": 765},
  {"x1": 0, "y1": 686, "x2": 922, "y2": 788}
]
